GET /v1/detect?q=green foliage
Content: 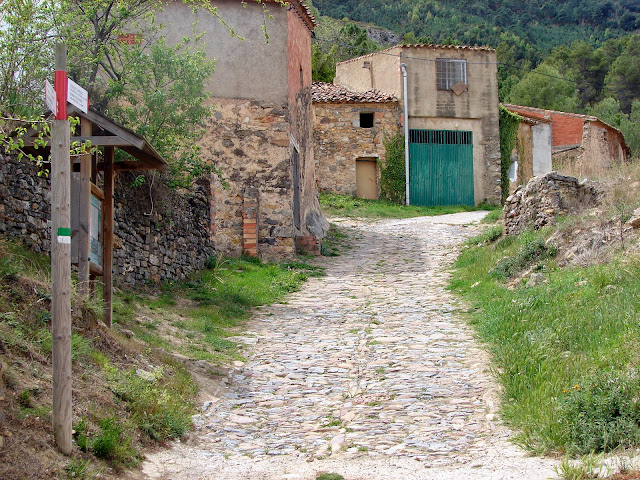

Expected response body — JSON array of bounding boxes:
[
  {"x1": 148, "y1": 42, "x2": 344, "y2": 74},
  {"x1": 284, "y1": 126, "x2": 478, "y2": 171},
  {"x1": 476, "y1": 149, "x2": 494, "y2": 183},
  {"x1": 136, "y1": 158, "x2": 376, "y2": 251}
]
[
  {"x1": 451, "y1": 226, "x2": 640, "y2": 454},
  {"x1": 605, "y1": 35, "x2": 640, "y2": 114},
  {"x1": 559, "y1": 369, "x2": 640, "y2": 455},
  {"x1": 498, "y1": 106, "x2": 521, "y2": 204},
  {"x1": 490, "y1": 237, "x2": 557, "y2": 279},
  {"x1": 380, "y1": 133, "x2": 406, "y2": 205},
  {"x1": 316, "y1": 474, "x2": 345, "y2": 480},
  {"x1": 506, "y1": 63, "x2": 580, "y2": 112},
  {"x1": 312, "y1": 22, "x2": 379, "y2": 82},
  {"x1": 465, "y1": 225, "x2": 503, "y2": 246},
  {"x1": 108, "y1": 365, "x2": 195, "y2": 442},
  {"x1": 106, "y1": 37, "x2": 216, "y2": 189},
  {"x1": 91, "y1": 418, "x2": 125, "y2": 460}
]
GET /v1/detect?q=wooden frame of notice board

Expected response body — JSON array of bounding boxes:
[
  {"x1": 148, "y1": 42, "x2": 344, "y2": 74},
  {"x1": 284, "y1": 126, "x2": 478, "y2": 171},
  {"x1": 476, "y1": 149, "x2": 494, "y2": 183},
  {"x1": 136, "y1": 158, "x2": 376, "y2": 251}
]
[{"x1": 24, "y1": 105, "x2": 167, "y2": 327}]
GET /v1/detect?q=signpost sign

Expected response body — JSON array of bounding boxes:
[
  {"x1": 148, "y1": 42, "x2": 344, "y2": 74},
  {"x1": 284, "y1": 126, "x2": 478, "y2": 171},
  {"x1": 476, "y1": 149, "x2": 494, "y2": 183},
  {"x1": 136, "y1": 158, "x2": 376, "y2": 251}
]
[
  {"x1": 67, "y1": 78, "x2": 88, "y2": 113},
  {"x1": 45, "y1": 80, "x2": 57, "y2": 116}
]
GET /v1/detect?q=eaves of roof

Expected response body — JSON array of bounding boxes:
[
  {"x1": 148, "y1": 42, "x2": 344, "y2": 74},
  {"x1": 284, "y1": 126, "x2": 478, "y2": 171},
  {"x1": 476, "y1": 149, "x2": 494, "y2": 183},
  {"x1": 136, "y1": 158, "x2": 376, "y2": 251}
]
[
  {"x1": 336, "y1": 43, "x2": 495, "y2": 67},
  {"x1": 311, "y1": 82, "x2": 397, "y2": 104}
]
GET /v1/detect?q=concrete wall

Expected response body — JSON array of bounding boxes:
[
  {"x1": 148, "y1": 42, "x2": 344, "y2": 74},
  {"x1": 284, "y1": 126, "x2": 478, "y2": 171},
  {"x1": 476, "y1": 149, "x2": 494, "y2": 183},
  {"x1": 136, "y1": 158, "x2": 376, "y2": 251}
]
[
  {"x1": 313, "y1": 101, "x2": 400, "y2": 196},
  {"x1": 532, "y1": 123, "x2": 553, "y2": 177},
  {"x1": 159, "y1": 0, "x2": 289, "y2": 104},
  {"x1": 335, "y1": 48, "x2": 402, "y2": 98}
]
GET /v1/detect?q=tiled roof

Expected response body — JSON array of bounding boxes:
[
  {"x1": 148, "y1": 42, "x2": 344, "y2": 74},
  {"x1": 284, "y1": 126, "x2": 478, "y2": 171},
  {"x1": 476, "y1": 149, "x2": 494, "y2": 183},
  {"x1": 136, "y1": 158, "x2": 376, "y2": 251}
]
[
  {"x1": 502, "y1": 103, "x2": 598, "y2": 122},
  {"x1": 288, "y1": 0, "x2": 316, "y2": 30},
  {"x1": 336, "y1": 43, "x2": 495, "y2": 66},
  {"x1": 503, "y1": 103, "x2": 629, "y2": 151},
  {"x1": 311, "y1": 82, "x2": 397, "y2": 104}
]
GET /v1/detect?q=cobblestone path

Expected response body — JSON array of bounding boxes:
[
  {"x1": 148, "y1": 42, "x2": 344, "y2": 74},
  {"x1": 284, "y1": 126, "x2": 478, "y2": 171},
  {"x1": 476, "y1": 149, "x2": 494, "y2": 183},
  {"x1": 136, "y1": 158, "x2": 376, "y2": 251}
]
[{"x1": 141, "y1": 213, "x2": 557, "y2": 480}]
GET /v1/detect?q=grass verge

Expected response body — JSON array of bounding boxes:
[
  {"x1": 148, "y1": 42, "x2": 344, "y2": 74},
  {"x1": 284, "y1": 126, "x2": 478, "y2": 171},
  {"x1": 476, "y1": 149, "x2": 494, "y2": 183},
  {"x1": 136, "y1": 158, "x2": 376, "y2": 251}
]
[
  {"x1": 0, "y1": 237, "x2": 322, "y2": 478},
  {"x1": 451, "y1": 226, "x2": 640, "y2": 456},
  {"x1": 320, "y1": 192, "x2": 496, "y2": 219},
  {"x1": 115, "y1": 256, "x2": 325, "y2": 365}
]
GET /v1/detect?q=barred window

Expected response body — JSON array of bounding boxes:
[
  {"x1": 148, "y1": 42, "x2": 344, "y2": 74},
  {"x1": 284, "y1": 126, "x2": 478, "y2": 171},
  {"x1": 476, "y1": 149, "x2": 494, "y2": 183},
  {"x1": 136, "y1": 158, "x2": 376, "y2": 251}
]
[{"x1": 436, "y1": 58, "x2": 467, "y2": 90}]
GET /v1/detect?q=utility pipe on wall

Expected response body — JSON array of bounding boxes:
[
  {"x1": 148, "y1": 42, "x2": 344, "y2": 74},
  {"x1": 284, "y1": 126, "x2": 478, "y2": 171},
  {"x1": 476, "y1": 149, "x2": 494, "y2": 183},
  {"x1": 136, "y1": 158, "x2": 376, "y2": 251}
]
[{"x1": 401, "y1": 63, "x2": 410, "y2": 206}]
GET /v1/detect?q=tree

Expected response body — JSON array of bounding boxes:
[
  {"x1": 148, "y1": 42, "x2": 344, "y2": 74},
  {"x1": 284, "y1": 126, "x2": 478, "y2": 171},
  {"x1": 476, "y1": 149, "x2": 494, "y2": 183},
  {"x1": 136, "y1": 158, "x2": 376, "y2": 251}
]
[
  {"x1": 605, "y1": 34, "x2": 640, "y2": 114},
  {"x1": 0, "y1": 0, "x2": 56, "y2": 165},
  {"x1": 1, "y1": 0, "x2": 259, "y2": 186},
  {"x1": 506, "y1": 63, "x2": 580, "y2": 112}
]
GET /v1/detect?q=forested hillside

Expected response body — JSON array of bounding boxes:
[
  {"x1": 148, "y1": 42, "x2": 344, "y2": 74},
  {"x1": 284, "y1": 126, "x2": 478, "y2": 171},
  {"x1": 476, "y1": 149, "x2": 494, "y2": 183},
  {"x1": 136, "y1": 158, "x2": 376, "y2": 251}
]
[
  {"x1": 312, "y1": 0, "x2": 638, "y2": 50},
  {"x1": 309, "y1": 0, "x2": 640, "y2": 155}
]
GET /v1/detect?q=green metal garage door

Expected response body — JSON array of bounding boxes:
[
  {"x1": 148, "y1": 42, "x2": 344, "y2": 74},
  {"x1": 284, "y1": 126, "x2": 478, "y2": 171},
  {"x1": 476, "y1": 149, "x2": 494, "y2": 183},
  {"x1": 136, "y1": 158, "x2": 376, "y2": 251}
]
[{"x1": 409, "y1": 129, "x2": 474, "y2": 206}]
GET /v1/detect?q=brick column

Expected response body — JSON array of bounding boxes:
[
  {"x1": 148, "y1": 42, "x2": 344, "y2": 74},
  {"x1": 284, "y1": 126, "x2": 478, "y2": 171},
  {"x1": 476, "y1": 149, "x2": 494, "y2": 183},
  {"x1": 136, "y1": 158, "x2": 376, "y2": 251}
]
[
  {"x1": 295, "y1": 235, "x2": 321, "y2": 256},
  {"x1": 243, "y1": 187, "x2": 259, "y2": 257}
]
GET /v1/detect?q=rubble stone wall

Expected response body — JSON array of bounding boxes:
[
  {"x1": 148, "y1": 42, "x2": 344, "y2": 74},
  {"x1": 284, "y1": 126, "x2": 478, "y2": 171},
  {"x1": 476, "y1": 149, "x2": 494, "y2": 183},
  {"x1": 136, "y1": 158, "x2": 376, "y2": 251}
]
[
  {"x1": 504, "y1": 171, "x2": 603, "y2": 235},
  {"x1": 0, "y1": 154, "x2": 214, "y2": 286}
]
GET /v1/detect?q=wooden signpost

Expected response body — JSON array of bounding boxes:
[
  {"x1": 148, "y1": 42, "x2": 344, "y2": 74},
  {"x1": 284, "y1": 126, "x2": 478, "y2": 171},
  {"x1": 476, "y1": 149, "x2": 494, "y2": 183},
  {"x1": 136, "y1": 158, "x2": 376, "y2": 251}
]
[
  {"x1": 30, "y1": 43, "x2": 167, "y2": 455},
  {"x1": 51, "y1": 43, "x2": 73, "y2": 456}
]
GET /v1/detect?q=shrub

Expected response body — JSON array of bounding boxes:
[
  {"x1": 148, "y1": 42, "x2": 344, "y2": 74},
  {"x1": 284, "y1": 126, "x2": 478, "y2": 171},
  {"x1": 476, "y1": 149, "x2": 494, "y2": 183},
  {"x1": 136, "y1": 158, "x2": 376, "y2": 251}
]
[
  {"x1": 380, "y1": 133, "x2": 405, "y2": 204},
  {"x1": 559, "y1": 370, "x2": 640, "y2": 455},
  {"x1": 491, "y1": 237, "x2": 556, "y2": 278}
]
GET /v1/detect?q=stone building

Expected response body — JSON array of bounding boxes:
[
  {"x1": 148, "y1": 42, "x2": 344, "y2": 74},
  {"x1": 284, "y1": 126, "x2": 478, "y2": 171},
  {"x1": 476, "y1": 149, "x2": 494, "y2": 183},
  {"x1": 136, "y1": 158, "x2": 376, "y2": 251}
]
[
  {"x1": 334, "y1": 44, "x2": 501, "y2": 206},
  {"x1": 503, "y1": 106, "x2": 553, "y2": 187},
  {"x1": 312, "y1": 82, "x2": 400, "y2": 199},
  {"x1": 157, "y1": 0, "x2": 326, "y2": 259},
  {"x1": 503, "y1": 104, "x2": 629, "y2": 179}
]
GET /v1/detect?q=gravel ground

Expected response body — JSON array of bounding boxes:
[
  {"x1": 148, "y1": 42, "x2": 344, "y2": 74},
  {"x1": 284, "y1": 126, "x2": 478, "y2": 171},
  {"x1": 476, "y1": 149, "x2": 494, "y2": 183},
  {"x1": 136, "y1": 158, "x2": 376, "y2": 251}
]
[{"x1": 139, "y1": 212, "x2": 559, "y2": 480}]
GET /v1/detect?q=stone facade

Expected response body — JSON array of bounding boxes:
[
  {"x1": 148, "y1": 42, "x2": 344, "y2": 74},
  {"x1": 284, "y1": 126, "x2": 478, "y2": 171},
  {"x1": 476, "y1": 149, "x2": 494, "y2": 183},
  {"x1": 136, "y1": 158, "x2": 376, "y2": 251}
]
[
  {"x1": 503, "y1": 172, "x2": 603, "y2": 236},
  {"x1": 158, "y1": 0, "x2": 326, "y2": 259},
  {"x1": 335, "y1": 44, "x2": 501, "y2": 205},
  {"x1": 313, "y1": 94, "x2": 400, "y2": 197},
  {"x1": 555, "y1": 121, "x2": 629, "y2": 178},
  {"x1": 0, "y1": 154, "x2": 215, "y2": 286}
]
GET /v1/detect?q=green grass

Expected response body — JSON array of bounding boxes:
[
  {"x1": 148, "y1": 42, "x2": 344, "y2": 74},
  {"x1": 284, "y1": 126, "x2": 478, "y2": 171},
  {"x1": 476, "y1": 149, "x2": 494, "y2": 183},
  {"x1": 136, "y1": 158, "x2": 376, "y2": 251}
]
[
  {"x1": 320, "y1": 192, "x2": 495, "y2": 219},
  {"x1": 451, "y1": 226, "x2": 640, "y2": 455},
  {"x1": 115, "y1": 257, "x2": 324, "y2": 364}
]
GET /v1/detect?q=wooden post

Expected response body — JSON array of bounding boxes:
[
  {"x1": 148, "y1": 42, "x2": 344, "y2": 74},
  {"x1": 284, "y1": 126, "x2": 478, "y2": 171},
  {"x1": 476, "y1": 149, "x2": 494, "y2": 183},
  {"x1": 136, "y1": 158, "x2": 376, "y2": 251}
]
[
  {"x1": 77, "y1": 116, "x2": 92, "y2": 295},
  {"x1": 102, "y1": 146, "x2": 115, "y2": 328},
  {"x1": 51, "y1": 43, "x2": 73, "y2": 456}
]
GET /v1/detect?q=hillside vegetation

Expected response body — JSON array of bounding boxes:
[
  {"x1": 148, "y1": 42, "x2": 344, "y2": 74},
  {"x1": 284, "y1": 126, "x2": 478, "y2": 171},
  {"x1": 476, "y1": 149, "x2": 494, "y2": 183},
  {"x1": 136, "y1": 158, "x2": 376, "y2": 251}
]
[
  {"x1": 309, "y1": 0, "x2": 640, "y2": 156},
  {"x1": 0, "y1": 242, "x2": 321, "y2": 479}
]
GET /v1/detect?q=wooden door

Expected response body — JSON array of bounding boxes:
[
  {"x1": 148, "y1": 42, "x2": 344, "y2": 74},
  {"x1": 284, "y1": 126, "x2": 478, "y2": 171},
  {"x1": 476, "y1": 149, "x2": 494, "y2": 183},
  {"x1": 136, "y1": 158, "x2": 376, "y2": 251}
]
[{"x1": 356, "y1": 159, "x2": 378, "y2": 199}]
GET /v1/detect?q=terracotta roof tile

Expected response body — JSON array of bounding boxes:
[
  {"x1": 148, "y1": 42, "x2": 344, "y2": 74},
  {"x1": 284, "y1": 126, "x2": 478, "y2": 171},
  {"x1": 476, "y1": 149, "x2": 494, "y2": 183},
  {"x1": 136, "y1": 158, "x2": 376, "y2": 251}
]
[{"x1": 312, "y1": 82, "x2": 397, "y2": 104}]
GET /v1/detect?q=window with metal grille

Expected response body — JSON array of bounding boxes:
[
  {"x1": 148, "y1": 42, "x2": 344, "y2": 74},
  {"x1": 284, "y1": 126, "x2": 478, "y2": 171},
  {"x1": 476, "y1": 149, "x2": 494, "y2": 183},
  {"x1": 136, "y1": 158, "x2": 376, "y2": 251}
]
[
  {"x1": 409, "y1": 129, "x2": 472, "y2": 145},
  {"x1": 436, "y1": 58, "x2": 467, "y2": 91}
]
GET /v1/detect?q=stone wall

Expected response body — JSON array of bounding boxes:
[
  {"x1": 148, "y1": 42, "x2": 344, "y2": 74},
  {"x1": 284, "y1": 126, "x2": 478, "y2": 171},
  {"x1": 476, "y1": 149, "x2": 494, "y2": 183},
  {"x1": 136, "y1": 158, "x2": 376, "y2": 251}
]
[
  {"x1": 0, "y1": 154, "x2": 51, "y2": 253},
  {"x1": 112, "y1": 172, "x2": 215, "y2": 285},
  {"x1": 0, "y1": 154, "x2": 215, "y2": 287},
  {"x1": 200, "y1": 96, "x2": 326, "y2": 261},
  {"x1": 504, "y1": 171, "x2": 603, "y2": 235},
  {"x1": 314, "y1": 101, "x2": 400, "y2": 196}
]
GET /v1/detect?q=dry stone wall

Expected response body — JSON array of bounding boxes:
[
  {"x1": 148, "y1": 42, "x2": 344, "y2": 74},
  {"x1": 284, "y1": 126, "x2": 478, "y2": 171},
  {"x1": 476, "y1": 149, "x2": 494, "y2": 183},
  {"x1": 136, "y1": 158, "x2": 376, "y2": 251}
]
[
  {"x1": 504, "y1": 171, "x2": 603, "y2": 235},
  {"x1": 0, "y1": 154, "x2": 214, "y2": 287}
]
